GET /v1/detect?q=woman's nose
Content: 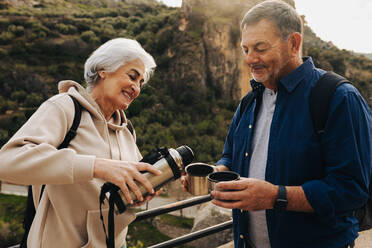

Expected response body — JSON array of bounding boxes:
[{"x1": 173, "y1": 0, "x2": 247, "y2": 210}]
[{"x1": 131, "y1": 82, "x2": 140, "y2": 98}]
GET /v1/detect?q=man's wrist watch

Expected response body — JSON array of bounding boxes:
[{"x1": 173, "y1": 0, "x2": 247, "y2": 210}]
[{"x1": 274, "y1": 185, "x2": 288, "y2": 211}]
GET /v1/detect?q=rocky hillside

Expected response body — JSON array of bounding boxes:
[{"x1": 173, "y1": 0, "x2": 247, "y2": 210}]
[
  {"x1": 176, "y1": 0, "x2": 372, "y2": 103},
  {"x1": 0, "y1": 0, "x2": 371, "y2": 161}
]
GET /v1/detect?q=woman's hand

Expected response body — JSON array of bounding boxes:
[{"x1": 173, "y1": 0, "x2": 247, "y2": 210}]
[
  {"x1": 133, "y1": 188, "x2": 163, "y2": 207},
  {"x1": 93, "y1": 158, "x2": 162, "y2": 204}
]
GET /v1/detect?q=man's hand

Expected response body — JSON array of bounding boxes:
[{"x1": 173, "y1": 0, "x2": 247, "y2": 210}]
[
  {"x1": 211, "y1": 177, "x2": 278, "y2": 211},
  {"x1": 93, "y1": 158, "x2": 162, "y2": 204},
  {"x1": 211, "y1": 177, "x2": 314, "y2": 212}
]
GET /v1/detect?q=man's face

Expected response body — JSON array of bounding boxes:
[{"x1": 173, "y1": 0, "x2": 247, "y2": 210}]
[{"x1": 241, "y1": 19, "x2": 292, "y2": 89}]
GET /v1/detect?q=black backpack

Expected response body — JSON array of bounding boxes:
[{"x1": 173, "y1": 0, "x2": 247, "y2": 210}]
[{"x1": 239, "y1": 71, "x2": 372, "y2": 231}]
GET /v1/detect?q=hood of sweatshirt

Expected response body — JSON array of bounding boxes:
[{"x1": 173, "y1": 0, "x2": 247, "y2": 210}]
[{"x1": 58, "y1": 80, "x2": 129, "y2": 132}]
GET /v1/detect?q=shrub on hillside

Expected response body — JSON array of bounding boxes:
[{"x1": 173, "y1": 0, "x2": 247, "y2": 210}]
[
  {"x1": 81, "y1": 30, "x2": 99, "y2": 44},
  {"x1": 0, "y1": 96, "x2": 6, "y2": 114},
  {"x1": 114, "y1": 17, "x2": 128, "y2": 29},
  {"x1": 73, "y1": 18, "x2": 93, "y2": 32},
  {"x1": 24, "y1": 93, "x2": 43, "y2": 108},
  {"x1": 8, "y1": 24, "x2": 24, "y2": 37},
  {"x1": 98, "y1": 24, "x2": 116, "y2": 43},
  {"x1": 0, "y1": 220, "x2": 23, "y2": 247},
  {"x1": 55, "y1": 23, "x2": 77, "y2": 35},
  {"x1": 0, "y1": 128, "x2": 8, "y2": 146},
  {"x1": 31, "y1": 22, "x2": 49, "y2": 38},
  {"x1": 11, "y1": 91, "x2": 27, "y2": 103},
  {"x1": 0, "y1": 48, "x2": 7, "y2": 58},
  {"x1": 0, "y1": 31, "x2": 14, "y2": 45}
]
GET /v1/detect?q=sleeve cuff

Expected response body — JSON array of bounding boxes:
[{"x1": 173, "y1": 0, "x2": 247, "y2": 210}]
[
  {"x1": 73, "y1": 154, "x2": 96, "y2": 182},
  {"x1": 302, "y1": 180, "x2": 335, "y2": 220},
  {"x1": 216, "y1": 158, "x2": 232, "y2": 169}
]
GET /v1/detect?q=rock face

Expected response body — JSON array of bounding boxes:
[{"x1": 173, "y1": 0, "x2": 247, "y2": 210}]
[
  {"x1": 173, "y1": 0, "x2": 295, "y2": 100},
  {"x1": 189, "y1": 202, "x2": 233, "y2": 247}
]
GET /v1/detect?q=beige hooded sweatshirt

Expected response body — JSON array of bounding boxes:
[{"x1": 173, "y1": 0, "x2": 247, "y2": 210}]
[{"x1": 0, "y1": 81, "x2": 141, "y2": 247}]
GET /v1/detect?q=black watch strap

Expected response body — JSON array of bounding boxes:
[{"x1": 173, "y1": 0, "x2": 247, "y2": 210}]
[{"x1": 274, "y1": 185, "x2": 288, "y2": 211}]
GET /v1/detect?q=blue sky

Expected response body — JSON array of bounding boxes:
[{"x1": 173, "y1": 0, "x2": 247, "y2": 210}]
[{"x1": 158, "y1": 0, "x2": 372, "y2": 54}]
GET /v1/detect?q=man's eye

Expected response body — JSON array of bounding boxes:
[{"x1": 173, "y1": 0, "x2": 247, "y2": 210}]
[{"x1": 256, "y1": 46, "x2": 267, "y2": 52}]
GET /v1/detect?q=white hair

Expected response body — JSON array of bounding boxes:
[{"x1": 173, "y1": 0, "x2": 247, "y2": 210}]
[{"x1": 84, "y1": 38, "x2": 156, "y2": 89}]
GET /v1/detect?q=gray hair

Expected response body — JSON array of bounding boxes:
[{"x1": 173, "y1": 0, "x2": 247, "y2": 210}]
[
  {"x1": 84, "y1": 38, "x2": 156, "y2": 90},
  {"x1": 241, "y1": 0, "x2": 303, "y2": 40}
]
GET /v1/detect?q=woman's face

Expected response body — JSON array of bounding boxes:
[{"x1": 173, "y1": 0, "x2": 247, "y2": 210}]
[{"x1": 94, "y1": 59, "x2": 145, "y2": 114}]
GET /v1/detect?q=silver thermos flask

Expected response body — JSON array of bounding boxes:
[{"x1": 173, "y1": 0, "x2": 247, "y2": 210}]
[{"x1": 113, "y1": 145, "x2": 194, "y2": 214}]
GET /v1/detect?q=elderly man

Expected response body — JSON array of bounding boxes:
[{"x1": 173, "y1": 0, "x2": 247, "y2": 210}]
[{"x1": 210, "y1": 1, "x2": 372, "y2": 248}]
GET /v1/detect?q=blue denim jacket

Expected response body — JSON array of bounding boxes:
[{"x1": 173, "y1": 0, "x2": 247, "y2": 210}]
[{"x1": 216, "y1": 57, "x2": 372, "y2": 248}]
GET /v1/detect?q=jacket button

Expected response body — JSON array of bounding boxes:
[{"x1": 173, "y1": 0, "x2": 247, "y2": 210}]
[
  {"x1": 240, "y1": 234, "x2": 244, "y2": 239},
  {"x1": 245, "y1": 152, "x2": 248, "y2": 157},
  {"x1": 249, "y1": 124, "x2": 252, "y2": 129}
]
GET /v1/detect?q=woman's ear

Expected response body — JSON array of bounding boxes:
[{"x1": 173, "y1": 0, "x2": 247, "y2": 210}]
[{"x1": 98, "y1": 71, "x2": 105, "y2": 79}]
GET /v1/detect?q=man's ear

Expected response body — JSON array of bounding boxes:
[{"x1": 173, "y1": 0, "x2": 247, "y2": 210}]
[{"x1": 289, "y1": 32, "x2": 302, "y2": 54}]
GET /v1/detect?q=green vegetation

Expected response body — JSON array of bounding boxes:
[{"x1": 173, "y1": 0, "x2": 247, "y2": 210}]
[
  {"x1": 0, "y1": 0, "x2": 235, "y2": 164},
  {"x1": 303, "y1": 26, "x2": 372, "y2": 104},
  {"x1": 159, "y1": 213, "x2": 194, "y2": 229},
  {"x1": 127, "y1": 215, "x2": 194, "y2": 248},
  {"x1": 0, "y1": 193, "x2": 27, "y2": 247}
]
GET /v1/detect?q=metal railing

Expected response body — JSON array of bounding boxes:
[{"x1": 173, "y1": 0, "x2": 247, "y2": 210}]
[
  {"x1": 8, "y1": 194, "x2": 232, "y2": 248},
  {"x1": 148, "y1": 220, "x2": 233, "y2": 248},
  {"x1": 134, "y1": 194, "x2": 233, "y2": 248}
]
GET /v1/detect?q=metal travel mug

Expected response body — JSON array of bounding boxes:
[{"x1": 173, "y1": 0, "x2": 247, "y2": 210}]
[
  {"x1": 185, "y1": 163, "x2": 214, "y2": 195},
  {"x1": 207, "y1": 171, "x2": 240, "y2": 193}
]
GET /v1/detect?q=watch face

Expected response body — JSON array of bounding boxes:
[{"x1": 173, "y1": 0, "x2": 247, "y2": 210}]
[{"x1": 274, "y1": 199, "x2": 288, "y2": 211}]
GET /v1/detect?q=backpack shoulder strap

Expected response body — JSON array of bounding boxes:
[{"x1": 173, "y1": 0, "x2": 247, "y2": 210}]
[
  {"x1": 239, "y1": 91, "x2": 255, "y2": 120},
  {"x1": 309, "y1": 71, "x2": 350, "y2": 135},
  {"x1": 58, "y1": 95, "x2": 82, "y2": 149}
]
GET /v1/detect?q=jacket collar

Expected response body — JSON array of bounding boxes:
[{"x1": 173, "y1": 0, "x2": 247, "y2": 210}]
[{"x1": 250, "y1": 57, "x2": 315, "y2": 93}]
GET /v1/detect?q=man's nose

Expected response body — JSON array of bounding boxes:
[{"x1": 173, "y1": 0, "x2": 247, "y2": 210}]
[{"x1": 244, "y1": 51, "x2": 259, "y2": 65}]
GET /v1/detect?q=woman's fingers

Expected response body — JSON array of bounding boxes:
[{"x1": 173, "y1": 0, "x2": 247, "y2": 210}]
[
  {"x1": 93, "y1": 158, "x2": 164, "y2": 204},
  {"x1": 128, "y1": 166, "x2": 155, "y2": 196},
  {"x1": 136, "y1": 162, "x2": 162, "y2": 175},
  {"x1": 124, "y1": 174, "x2": 144, "y2": 202},
  {"x1": 118, "y1": 180, "x2": 133, "y2": 204}
]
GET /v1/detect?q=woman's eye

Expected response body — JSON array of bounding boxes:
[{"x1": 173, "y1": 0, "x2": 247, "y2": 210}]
[{"x1": 128, "y1": 74, "x2": 136, "y2": 80}]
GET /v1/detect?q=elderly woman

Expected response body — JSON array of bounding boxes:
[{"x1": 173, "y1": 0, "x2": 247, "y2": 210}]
[{"x1": 0, "y1": 38, "x2": 160, "y2": 247}]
